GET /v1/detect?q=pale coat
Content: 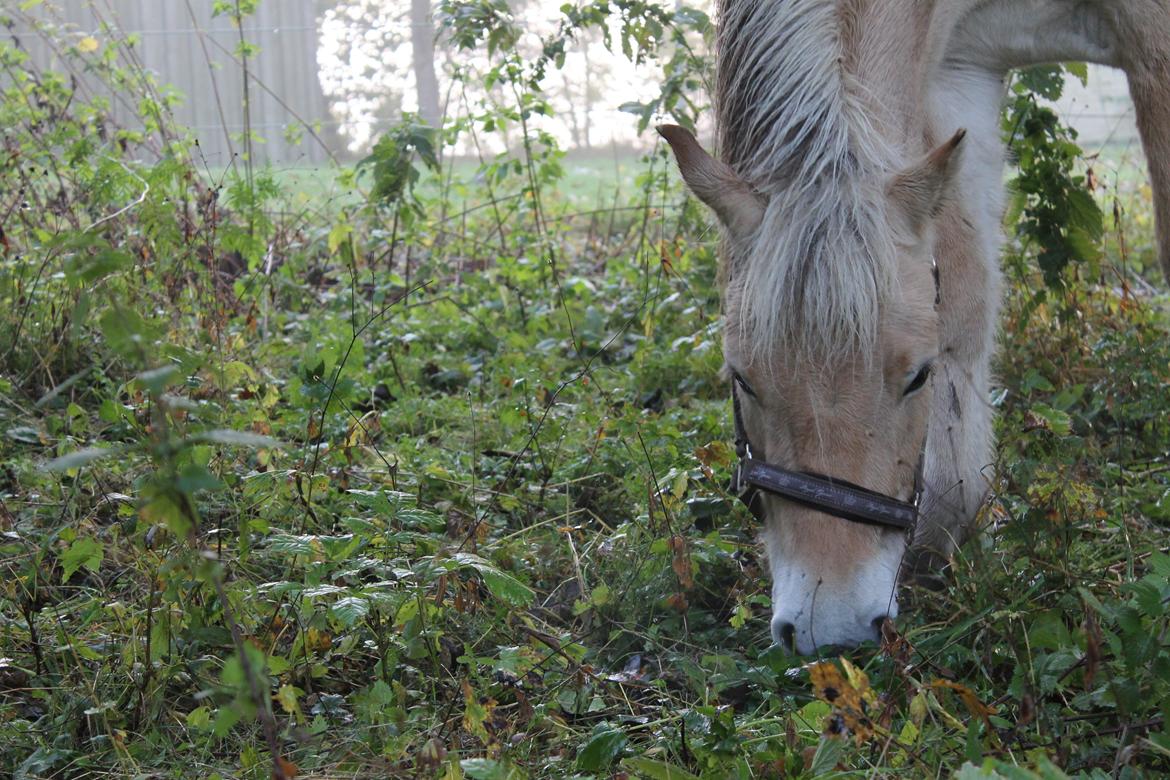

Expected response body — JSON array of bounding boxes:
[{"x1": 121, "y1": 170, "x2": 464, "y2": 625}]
[{"x1": 661, "y1": 0, "x2": 1170, "y2": 654}]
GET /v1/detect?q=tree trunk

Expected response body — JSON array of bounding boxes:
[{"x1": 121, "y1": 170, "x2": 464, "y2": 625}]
[
  {"x1": 582, "y1": 39, "x2": 592, "y2": 149},
  {"x1": 411, "y1": 0, "x2": 442, "y2": 128}
]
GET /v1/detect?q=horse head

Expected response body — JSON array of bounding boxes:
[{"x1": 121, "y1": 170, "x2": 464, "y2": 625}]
[{"x1": 660, "y1": 124, "x2": 964, "y2": 654}]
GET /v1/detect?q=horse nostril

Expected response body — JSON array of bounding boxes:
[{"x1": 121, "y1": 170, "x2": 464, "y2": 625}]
[
  {"x1": 776, "y1": 622, "x2": 796, "y2": 651},
  {"x1": 871, "y1": 615, "x2": 890, "y2": 639}
]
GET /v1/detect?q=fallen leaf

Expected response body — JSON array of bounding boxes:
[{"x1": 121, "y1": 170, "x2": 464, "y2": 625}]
[
  {"x1": 274, "y1": 757, "x2": 298, "y2": 779},
  {"x1": 669, "y1": 535, "x2": 693, "y2": 589},
  {"x1": 810, "y1": 661, "x2": 876, "y2": 744},
  {"x1": 931, "y1": 679, "x2": 998, "y2": 727}
]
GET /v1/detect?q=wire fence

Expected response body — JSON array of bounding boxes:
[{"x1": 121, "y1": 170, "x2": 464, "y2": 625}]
[
  {"x1": 4, "y1": 3, "x2": 1147, "y2": 168},
  {"x1": 1054, "y1": 66, "x2": 1141, "y2": 152},
  {"x1": 9, "y1": 0, "x2": 338, "y2": 167}
]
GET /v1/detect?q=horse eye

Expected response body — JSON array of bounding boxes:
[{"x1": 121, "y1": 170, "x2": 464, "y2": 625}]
[{"x1": 903, "y1": 364, "x2": 932, "y2": 397}]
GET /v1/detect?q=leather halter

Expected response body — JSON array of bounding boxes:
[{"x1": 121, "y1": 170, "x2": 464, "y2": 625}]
[
  {"x1": 730, "y1": 388, "x2": 921, "y2": 531},
  {"x1": 728, "y1": 254, "x2": 937, "y2": 532}
]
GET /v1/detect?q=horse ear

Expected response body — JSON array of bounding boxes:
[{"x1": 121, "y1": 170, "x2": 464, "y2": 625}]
[
  {"x1": 889, "y1": 129, "x2": 967, "y2": 234},
  {"x1": 657, "y1": 124, "x2": 766, "y2": 237}
]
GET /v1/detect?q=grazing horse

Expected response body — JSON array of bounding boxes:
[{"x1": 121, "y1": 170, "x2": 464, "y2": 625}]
[{"x1": 660, "y1": 0, "x2": 1170, "y2": 654}]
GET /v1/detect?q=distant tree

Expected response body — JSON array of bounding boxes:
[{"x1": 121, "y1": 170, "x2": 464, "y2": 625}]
[
  {"x1": 411, "y1": 0, "x2": 442, "y2": 128},
  {"x1": 317, "y1": 0, "x2": 411, "y2": 152}
]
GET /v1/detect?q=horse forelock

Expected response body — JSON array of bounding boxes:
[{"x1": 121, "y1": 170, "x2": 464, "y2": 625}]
[
  {"x1": 717, "y1": 0, "x2": 902, "y2": 366},
  {"x1": 729, "y1": 178, "x2": 895, "y2": 370}
]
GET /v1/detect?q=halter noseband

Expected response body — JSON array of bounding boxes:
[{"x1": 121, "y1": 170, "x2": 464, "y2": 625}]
[{"x1": 729, "y1": 388, "x2": 921, "y2": 531}]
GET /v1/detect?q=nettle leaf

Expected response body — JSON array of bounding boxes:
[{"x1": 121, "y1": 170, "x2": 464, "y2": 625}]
[
  {"x1": 621, "y1": 757, "x2": 701, "y2": 780},
  {"x1": 1064, "y1": 61, "x2": 1089, "y2": 85},
  {"x1": 176, "y1": 464, "x2": 223, "y2": 494},
  {"x1": 191, "y1": 429, "x2": 282, "y2": 448},
  {"x1": 576, "y1": 726, "x2": 628, "y2": 771},
  {"x1": 460, "y1": 758, "x2": 523, "y2": 780},
  {"x1": 809, "y1": 736, "x2": 846, "y2": 776},
  {"x1": 397, "y1": 508, "x2": 445, "y2": 531},
  {"x1": 100, "y1": 305, "x2": 161, "y2": 361},
  {"x1": 450, "y1": 553, "x2": 534, "y2": 607},
  {"x1": 258, "y1": 580, "x2": 303, "y2": 599},
  {"x1": 44, "y1": 446, "x2": 125, "y2": 473},
  {"x1": 266, "y1": 534, "x2": 322, "y2": 556},
  {"x1": 1149, "y1": 553, "x2": 1170, "y2": 579},
  {"x1": 66, "y1": 247, "x2": 132, "y2": 285},
  {"x1": 186, "y1": 705, "x2": 213, "y2": 732},
  {"x1": 302, "y1": 584, "x2": 346, "y2": 598},
  {"x1": 6, "y1": 426, "x2": 44, "y2": 444},
  {"x1": 332, "y1": 596, "x2": 369, "y2": 627},
  {"x1": 61, "y1": 537, "x2": 103, "y2": 581},
  {"x1": 140, "y1": 493, "x2": 192, "y2": 538},
  {"x1": 1029, "y1": 403, "x2": 1072, "y2": 436},
  {"x1": 135, "y1": 365, "x2": 180, "y2": 395},
  {"x1": 212, "y1": 704, "x2": 243, "y2": 738}
]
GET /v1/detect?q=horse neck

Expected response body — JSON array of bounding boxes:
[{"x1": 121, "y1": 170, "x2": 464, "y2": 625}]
[
  {"x1": 714, "y1": 0, "x2": 942, "y2": 182},
  {"x1": 840, "y1": 0, "x2": 939, "y2": 151}
]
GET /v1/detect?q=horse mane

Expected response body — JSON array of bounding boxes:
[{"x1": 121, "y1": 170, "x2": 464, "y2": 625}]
[{"x1": 716, "y1": 0, "x2": 900, "y2": 366}]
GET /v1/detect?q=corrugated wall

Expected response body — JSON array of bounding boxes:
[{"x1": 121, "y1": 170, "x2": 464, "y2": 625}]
[{"x1": 7, "y1": 1, "x2": 337, "y2": 166}]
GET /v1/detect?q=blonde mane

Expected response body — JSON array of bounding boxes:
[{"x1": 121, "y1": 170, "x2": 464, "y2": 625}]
[{"x1": 716, "y1": 0, "x2": 902, "y2": 365}]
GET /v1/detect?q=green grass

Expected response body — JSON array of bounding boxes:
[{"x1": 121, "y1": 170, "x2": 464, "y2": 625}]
[{"x1": 203, "y1": 146, "x2": 652, "y2": 228}]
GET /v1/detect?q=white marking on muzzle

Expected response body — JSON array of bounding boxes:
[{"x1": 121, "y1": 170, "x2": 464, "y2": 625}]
[{"x1": 767, "y1": 530, "x2": 904, "y2": 655}]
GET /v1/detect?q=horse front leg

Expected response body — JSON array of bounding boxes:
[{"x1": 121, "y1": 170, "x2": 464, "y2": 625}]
[
  {"x1": 911, "y1": 63, "x2": 1008, "y2": 576},
  {"x1": 1113, "y1": 4, "x2": 1170, "y2": 281},
  {"x1": 944, "y1": 0, "x2": 1170, "y2": 279}
]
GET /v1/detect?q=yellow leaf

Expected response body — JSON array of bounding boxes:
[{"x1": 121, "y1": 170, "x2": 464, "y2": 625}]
[
  {"x1": 809, "y1": 662, "x2": 851, "y2": 708},
  {"x1": 275, "y1": 684, "x2": 299, "y2": 715},
  {"x1": 909, "y1": 690, "x2": 928, "y2": 727},
  {"x1": 462, "y1": 678, "x2": 496, "y2": 744},
  {"x1": 809, "y1": 661, "x2": 876, "y2": 744},
  {"x1": 931, "y1": 679, "x2": 998, "y2": 726},
  {"x1": 441, "y1": 757, "x2": 465, "y2": 780},
  {"x1": 305, "y1": 628, "x2": 332, "y2": 652},
  {"x1": 670, "y1": 535, "x2": 694, "y2": 590},
  {"x1": 78, "y1": 36, "x2": 99, "y2": 53},
  {"x1": 840, "y1": 657, "x2": 877, "y2": 706}
]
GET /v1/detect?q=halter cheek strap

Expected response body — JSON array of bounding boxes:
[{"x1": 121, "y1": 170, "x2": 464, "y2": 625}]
[{"x1": 730, "y1": 388, "x2": 921, "y2": 532}]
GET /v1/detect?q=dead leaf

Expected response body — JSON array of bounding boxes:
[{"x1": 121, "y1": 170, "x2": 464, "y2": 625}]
[
  {"x1": 931, "y1": 679, "x2": 998, "y2": 727},
  {"x1": 462, "y1": 678, "x2": 497, "y2": 745},
  {"x1": 810, "y1": 661, "x2": 876, "y2": 744},
  {"x1": 417, "y1": 736, "x2": 447, "y2": 769},
  {"x1": 306, "y1": 628, "x2": 332, "y2": 653},
  {"x1": 839, "y1": 657, "x2": 877, "y2": 707},
  {"x1": 879, "y1": 617, "x2": 914, "y2": 667},
  {"x1": 1083, "y1": 609, "x2": 1102, "y2": 689},
  {"x1": 1017, "y1": 692, "x2": 1035, "y2": 729},
  {"x1": 669, "y1": 535, "x2": 694, "y2": 590},
  {"x1": 695, "y1": 441, "x2": 735, "y2": 469},
  {"x1": 274, "y1": 757, "x2": 298, "y2": 779}
]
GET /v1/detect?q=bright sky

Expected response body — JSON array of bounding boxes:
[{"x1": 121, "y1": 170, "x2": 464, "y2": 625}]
[
  {"x1": 317, "y1": 0, "x2": 694, "y2": 152},
  {"x1": 314, "y1": 3, "x2": 1138, "y2": 157}
]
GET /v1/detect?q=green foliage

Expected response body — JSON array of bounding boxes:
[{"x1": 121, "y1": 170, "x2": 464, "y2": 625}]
[
  {"x1": 1, "y1": 5, "x2": 1168, "y2": 780},
  {"x1": 1005, "y1": 66, "x2": 1105, "y2": 296},
  {"x1": 359, "y1": 119, "x2": 442, "y2": 221}
]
